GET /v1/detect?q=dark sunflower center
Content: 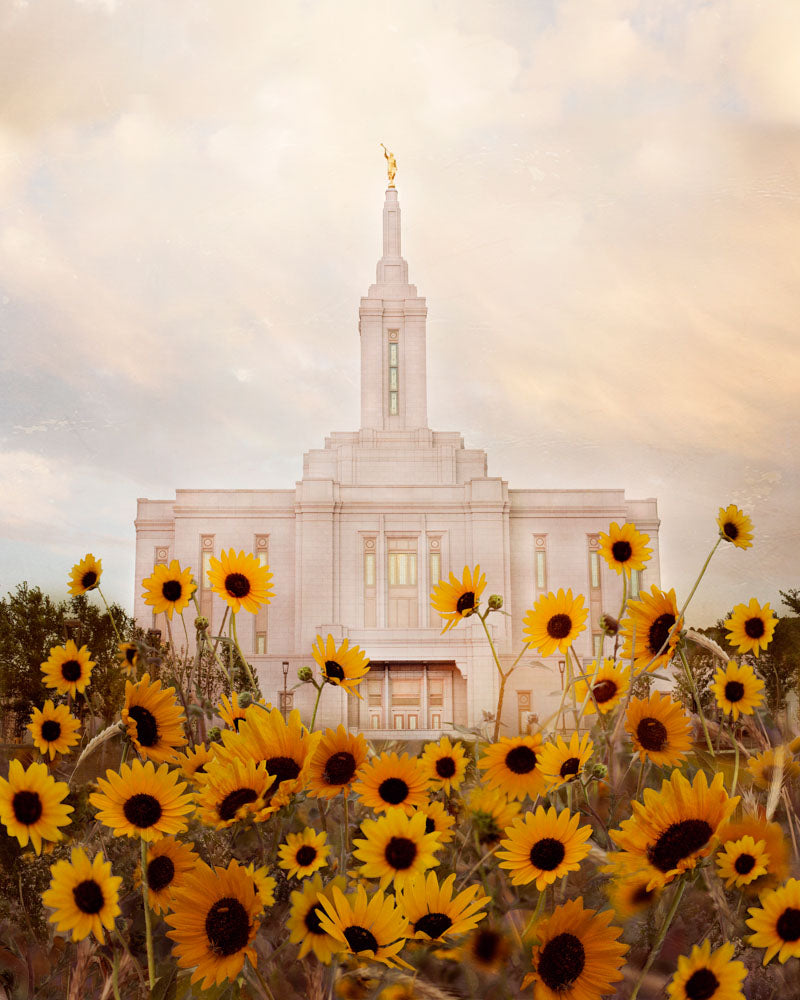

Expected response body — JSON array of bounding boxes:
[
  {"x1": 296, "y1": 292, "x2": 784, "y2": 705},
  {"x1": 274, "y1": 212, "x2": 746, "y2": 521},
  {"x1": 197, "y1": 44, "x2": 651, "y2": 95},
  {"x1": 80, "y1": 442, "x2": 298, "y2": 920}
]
[
  {"x1": 530, "y1": 837, "x2": 566, "y2": 871},
  {"x1": 473, "y1": 930, "x2": 501, "y2": 964},
  {"x1": 435, "y1": 756, "x2": 457, "y2": 779},
  {"x1": 378, "y1": 777, "x2": 409, "y2": 805},
  {"x1": 546, "y1": 613, "x2": 572, "y2": 640},
  {"x1": 225, "y1": 573, "x2": 251, "y2": 599},
  {"x1": 324, "y1": 660, "x2": 345, "y2": 681},
  {"x1": 777, "y1": 907, "x2": 800, "y2": 942},
  {"x1": 684, "y1": 968, "x2": 720, "y2": 1000},
  {"x1": 425, "y1": 817, "x2": 436, "y2": 834},
  {"x1": 147, "y1": 854, "x2": 176, "y2": 892},
  {"x1": 323, "y1": 751, "x2": 357, "y2": 785},
  {"x1": 124, "y1": 645, "x2": 137, "y2": 664},
  {"x1": 218, "y1": 787, "x2": 259, "y2": 821},
  {"x1": 560, "y1": 756, "x2": 580, "y2": 778},
  {"x1": 611, "y1": 540, "x2": 633, "y2": 562},
  {"x1": 744, "y1": 617, "x2": 765, "y2": 639},
  {"x1": 12, "y1": 790, "x2": 43, "y2": 825},
  {"x1": 81, "y1": 570, "x2": 98, "y2": 589},
  {"x1": 304, "y1": 905, "x2": 325, "y2": 934},
  {"x1": 40, "y1": 720, "x2": 62, "y2": 742},
  {"x1": 631, "y1": 885, "x2": 654, "y2": 905},
  {"x1": 162, "y1": 579, "x2": 183, "y2": 602},
  {"x1": 723, "y1": 521, "x2": 738, "y2": 540},
  {"x1": 505, "y1": 745, "x2": 537, "y2": 774},
  {"x1": 648, "y1": 613, "x2": 676, "y2": 655},
  {"x1": 724, "y1": 680, "x2": 745, "y2": 703},
  {"x1": 415, "y1": 912, "x2": 453, "y2": 939},
  {"x1": 128, "y1": 705, "x2": 159, "y2": 747},
  {"x1": 343, "y1": 925, "x2": 378, "y2": 953},
  {"x1": 648, "y1": 819, "x2": 713, "y2": 872},
  {"x1": 537, "y1": 932, "x2": 586, "y2": 991},
  {"x1": 122, "y1": 793, "x2": 163, "y2": 828},
  {"x1": 61, "y1": 659, "x2": 82, "y2": 682},
  {"x1": 205, "y1": 897, "x2": 251, "y2": 956},
  {"x1": 295, "y1": 845, "x2": 317, "y2": 867},
  {"x1": 456, "y1": 591, "x2": 475, "y2": 615},
  {"x1": 734, "y1": 853, "x2": 755, "y2": 875},
  {"x1": 73, "y1": 879, "x2": 104, "y2": 915},
  {"x1": 264, "y1": 756, "x2": 301, "y2": 794},
  {"x1": 593, "y1": 679, "x2": 618, "y2": 703},
  {"x1": 636, "y1": 717, "x2": 668, "y2": 752},
  {"x1": 384, "y1": 836, "x2": 417, "y2": 870}
]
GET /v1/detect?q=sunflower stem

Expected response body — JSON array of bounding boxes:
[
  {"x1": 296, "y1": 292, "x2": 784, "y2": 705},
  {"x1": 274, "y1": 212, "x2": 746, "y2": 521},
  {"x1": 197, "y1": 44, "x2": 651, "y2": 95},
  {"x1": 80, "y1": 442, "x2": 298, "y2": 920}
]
[
  {"x1": 97, "y1": 587, "x2": 123, "y2": 645},
  {"x1": 629, "y1": 878, "x2": 687, "y2": 1000},
  {"x1": 250, "y1": 958, "x2": 276, "y2": 1000},
  {"x1": 140, "y1": 837, "x2": 156, "y2": 989},
  {"x1": 731, "y1": 729, "x2": 740, "y2": 799},
  {"x1": 478, "y1": 612, "x2": 508, "y2": 742},
  {"x1": 309, "y1": 681, "x2": 324, "y2": 732},
  {"x1": 230, "y1": 611, "x2": 259, "y2": 695},
  {"x1": 342, "y1": 790, "x2": 350, "y2": 872},
  {"x1": 678, "y1": 647, "x2": 715, "y2": 756},
  {"x1": 616, "y1": 572, "x2": 628, "y2": 624},
  {"x1": 635, "y1": 755, "x2": 647, "y2": 800},
  {"x1": 521, "y1": 889, "x2": 546, "y2": 939},
  {"x1": 111, "y1": 946, "x2": 121, "y2": 1000}
]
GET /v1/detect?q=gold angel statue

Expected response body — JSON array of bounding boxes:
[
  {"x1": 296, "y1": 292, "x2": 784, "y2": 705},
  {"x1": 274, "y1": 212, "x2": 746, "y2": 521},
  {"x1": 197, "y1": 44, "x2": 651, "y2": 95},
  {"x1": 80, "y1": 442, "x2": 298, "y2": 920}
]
[{"x1": 380, "y1": 143, "x2": 397, "y2": 188}]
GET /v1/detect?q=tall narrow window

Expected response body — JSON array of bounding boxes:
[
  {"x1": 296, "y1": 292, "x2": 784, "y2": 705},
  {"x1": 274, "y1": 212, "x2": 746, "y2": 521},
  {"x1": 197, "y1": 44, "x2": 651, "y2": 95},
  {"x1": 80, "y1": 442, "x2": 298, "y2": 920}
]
[
  {"x1": 533, "y1": 535, "x2": 547, "y2": 594},
  {"x1": 364, "y1": 538, "x2": 377, "y2": 627},
  {"x1": 388, "y1": 338, "x2": 399, "y2": 415},
  {"x1": 588, "y1": 536, "x2": 602, "y2": 662},
  {"x1": 253, "y1": 535, "x2": 269, "y2": 654},
  {"x1": 199, "y1": 536, "x2": 215, "y2": 626},
  {"x1": 589, "y1": 552, "x2": 601, "y2": 589},
  {"x1": 428, "y1": 539, "x2": 441, "y2": 627},
  {"x1": 387, "y1": 537, "x2": 418, "y2": 627},
  {"x1": 630, "y1": 568, "x2": 643, "y2": 599}
]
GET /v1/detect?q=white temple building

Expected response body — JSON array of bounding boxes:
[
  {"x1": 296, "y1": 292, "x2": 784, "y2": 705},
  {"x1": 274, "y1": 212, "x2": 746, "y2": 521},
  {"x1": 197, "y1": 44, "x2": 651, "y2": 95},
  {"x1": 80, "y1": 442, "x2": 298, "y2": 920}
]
[{"x1": 134, "y1": 181, "x2": 661, "y2": 738}]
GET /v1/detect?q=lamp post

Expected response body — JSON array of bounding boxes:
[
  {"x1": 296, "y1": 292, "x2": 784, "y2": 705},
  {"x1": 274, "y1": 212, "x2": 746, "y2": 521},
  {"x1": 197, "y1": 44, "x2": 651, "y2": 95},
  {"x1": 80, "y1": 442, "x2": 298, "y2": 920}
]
[{"x1": 281, "y1": 661, "x2": 289, "y2": 719}]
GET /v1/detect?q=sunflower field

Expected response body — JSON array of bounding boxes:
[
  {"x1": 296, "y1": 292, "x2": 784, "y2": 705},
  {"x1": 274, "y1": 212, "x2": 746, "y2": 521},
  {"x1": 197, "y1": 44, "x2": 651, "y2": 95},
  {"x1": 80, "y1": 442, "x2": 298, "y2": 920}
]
[{"x1": 1, "y1": 507, "x2": 800, "y2": 1000}]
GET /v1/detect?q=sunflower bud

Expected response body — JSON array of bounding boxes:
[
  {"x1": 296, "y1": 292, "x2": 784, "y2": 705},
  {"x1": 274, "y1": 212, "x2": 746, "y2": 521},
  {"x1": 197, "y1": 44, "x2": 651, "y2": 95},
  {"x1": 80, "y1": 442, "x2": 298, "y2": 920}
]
[
  {"x1": 487, "y1": 594, "x2": 504, "y2": 611},
  {"x1": 194, "y1": 615, "x2": 209, "y2": 632},
  {"x1": 207, "y1": 726, "x2": 222, "y2": 744},
  {"x1": 588, "y1": 762, "x2": 608, "y2": 781},
  {"x1": 298, "y1": 666, "x2": 314, "y2": 683},
  {"x1": 599, "y1": 614, "x2": 619, "y2": 637},
  {"x1": 237, "y1": 691, "x2": 252, "y2": 709}
]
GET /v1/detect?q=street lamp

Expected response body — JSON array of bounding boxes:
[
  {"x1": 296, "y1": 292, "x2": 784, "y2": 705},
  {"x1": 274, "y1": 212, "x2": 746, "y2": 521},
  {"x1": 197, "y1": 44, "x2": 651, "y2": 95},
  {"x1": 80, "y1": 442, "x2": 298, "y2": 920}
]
[{"x1": 281, "y1": 661, "x2": 290, "y2": 719}]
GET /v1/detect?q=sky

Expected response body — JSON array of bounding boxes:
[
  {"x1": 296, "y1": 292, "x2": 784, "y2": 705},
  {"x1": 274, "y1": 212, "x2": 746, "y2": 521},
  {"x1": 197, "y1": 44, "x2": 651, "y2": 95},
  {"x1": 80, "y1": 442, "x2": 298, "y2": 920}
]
[{"x1": 0, "y1": 0, "x2": 798, "y2": 628}]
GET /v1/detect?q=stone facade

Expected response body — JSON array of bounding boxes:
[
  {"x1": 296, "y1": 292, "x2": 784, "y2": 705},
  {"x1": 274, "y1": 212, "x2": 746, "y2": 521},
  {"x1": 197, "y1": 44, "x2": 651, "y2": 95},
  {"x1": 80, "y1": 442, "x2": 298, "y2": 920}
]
[{"x1": 134, "y1": 187, "x2": 660, "y2": 737}]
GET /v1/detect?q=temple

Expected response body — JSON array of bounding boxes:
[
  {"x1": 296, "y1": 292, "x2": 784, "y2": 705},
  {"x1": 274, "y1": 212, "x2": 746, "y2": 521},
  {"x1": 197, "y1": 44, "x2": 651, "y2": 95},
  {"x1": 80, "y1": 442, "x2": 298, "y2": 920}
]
[{"x1": 134, "y1": 181, "x2": 660, "y2": 736}]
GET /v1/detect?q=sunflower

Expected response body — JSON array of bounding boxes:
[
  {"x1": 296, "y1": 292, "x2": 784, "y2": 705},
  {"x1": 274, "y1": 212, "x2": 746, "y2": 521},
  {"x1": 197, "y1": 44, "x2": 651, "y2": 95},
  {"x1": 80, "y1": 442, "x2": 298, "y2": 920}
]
[
  {"x1": 177, "y1": 742, "x2": 216, "y2": 782},
  {"x1": 538, "y1": 732, "x2": 594, "y2": 788},
  {"x1": 166, "y1": 859, "x2": 262, "y2": 989},
  {"x1": 142, "y1": 560, "x2": 197, "y2": 619},
  {"x1": 0, "y1": 760, "x2": 73, "y2": 854},
  {"x1": 496, "y1": 805, "x2": 592, "y2": 890},
  {"x1": 717, "y1": 505, "x2": 754, "y2": 551},
  {"x1": 718, "y1": 813, "x2": 789, "y2": 895},
  {"x1": 287, "y1": 874, "x2": 347, "y2": 963},
  {"x1": 609, "y1": 769, "x2": 738, "y2": 891},
  {"x1": 89, "y1": 759, "x2": 195, "y2": 842},
  {"x1": 710, "y1": 660, "x2": 764, "y2": 720},
  {"x1": 620, "y1": 585, "x2": 683, "y2": 673},
  {"x1": 195, "y1": 757, "x2": 274, "y2": 829},
  {"x1": 41, "y1": 640, "x2": 95, "y2": 699},
  {"x1": 459, "y1": 926, "x2": 510, "y2": 974},
  {"x1": 397, "y1": 871, "x2": 489, "y2": 942},
  {"x1": 724, "y1": 599, "x2": 777, "y2": 658},
  {"x1": 477, "y1": 733, "x2": 548, "y2": 801},
  {"x1": 27, "y1": 700, "x2": 81, "y2": 760},
  {"x1": 68, "y1": 553, "x2": 102, "y2": 595},
  {"x1": 605, "y1": 870, "x2": 661, "y2": 919},
  {"x1": 522, "y1": 589, "x2": 588, "y2": 657},
  {"x1": 279, "y1": 828, "x2": 330, "y2": 880},
  {"x1": 353, "y1": 810, "x2": 442, "y2": 891},
  {"x1": 414, "y1": 799, "x2": 456, "y2": 844},
  {"x1": 121, "y1": 672, "x2": 188, "y2": 763},
  {"x1": 667, "y1": 940, "x2": 747, "y2": 1000},
  {"x1": 42, "y1": 847, "x2": 121, "y2": 943},
  {"x1": 522, "y1": 897, "x2": 628, "y2": 998},
  {"x1": 117, "y1": 641, "x2": 140, "y2": 677},
  {"x1": 244, "y1": 863, "x2": 277, "y2": 911},
  {"x1": 746, "y1": 746, "x2": 800, "y2": 790},
  {"x1": 317, "y1": 885, "x2": 410, "y2": 968},
  {"x1": 574, "y1": 658, "x2": 630, "y2": 716},
  {"x1": 213, "y1": 706, "x2": 319, "y2": 809},
  {"x1": 218, "y1": 692, "x2": 251, "y2": 730},
  {"x1": 135, "y1": 836, "x2": 199, "y2": 914},
  {"x1": 430, "y1": 565, "x2": 487, "y2": 634},
  {"x1": 715, "y1": 835, "x2": 770, "y2": 889},
  {"x1": 466, "y1": 786, "x2": 522, "y2": 844},
  {"x1": 419, "y1": 735, "x2": 469, "y2": 794},
  {"x1": 625, "y1": 692, "x2": 692, "y2": 767},
  {"x1": 312, "y1": 635, "x2": 370, "y2": 699},
  {"x1": 307, "y1": 726, "x2": 368, "y2": 799},
  {"x1": 352, "y1": 752, "x2": 430, "y2": 815},
  {"x1": 598, "y1": 522, "x2": 652, "y2": 576},
  {"x1": 206, "y1": 549, "x2": 274, "y2": 614},
  {"x1": 746, "y1": 877, "x2": 800, "y2": 965}
]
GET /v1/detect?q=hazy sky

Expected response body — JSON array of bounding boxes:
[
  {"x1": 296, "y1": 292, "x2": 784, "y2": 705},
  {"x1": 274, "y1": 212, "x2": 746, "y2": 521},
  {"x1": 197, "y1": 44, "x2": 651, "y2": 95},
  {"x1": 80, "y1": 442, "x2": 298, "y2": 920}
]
[{"x1": 1, "y1": 0, "x2": 798, "y2": 627}]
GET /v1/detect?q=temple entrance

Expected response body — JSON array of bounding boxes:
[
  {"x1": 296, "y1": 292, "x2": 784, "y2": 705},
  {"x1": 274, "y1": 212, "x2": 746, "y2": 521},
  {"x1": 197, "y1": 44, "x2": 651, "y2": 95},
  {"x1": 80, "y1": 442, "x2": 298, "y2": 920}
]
[{"x1": 352, "y1": 661, "x2": 465, "y2": 733}]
